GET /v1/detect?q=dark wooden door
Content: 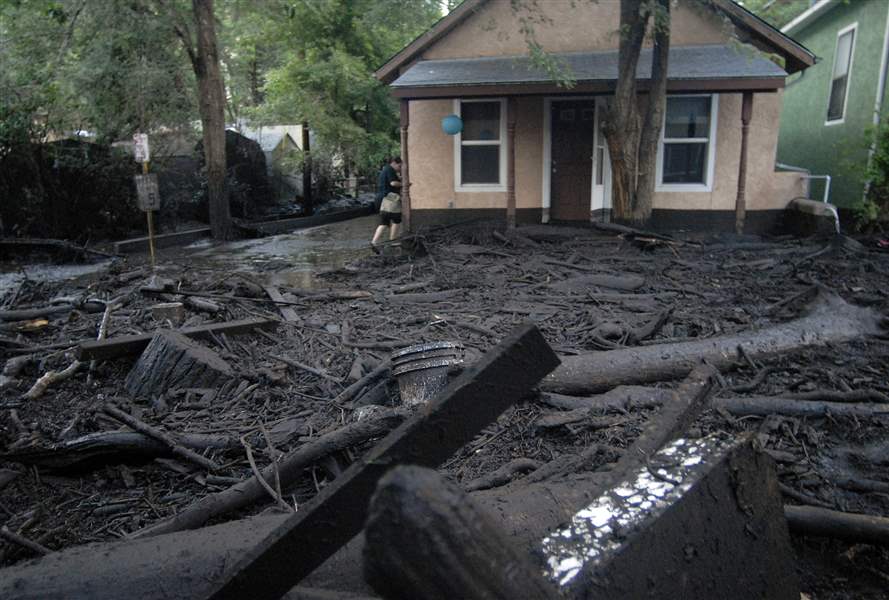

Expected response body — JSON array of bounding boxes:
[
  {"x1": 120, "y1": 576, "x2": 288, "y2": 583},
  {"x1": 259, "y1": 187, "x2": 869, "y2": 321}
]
[{"x1": 551, "y1": 100, "x2": 595, "y2": 221}]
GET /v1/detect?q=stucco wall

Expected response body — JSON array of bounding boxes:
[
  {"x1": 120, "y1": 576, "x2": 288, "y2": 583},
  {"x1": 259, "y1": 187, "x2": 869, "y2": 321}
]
[
  {"x1": 408, "y1": 97, "x2": 542, "y2": 212},
  {"x1": 777, "y1": 0, "x2": 889, "y2": 208},
  {"x1": 423, "y1": 0, "x2": 730, "y2": 60},
  {"x1": 409, "y1": 91, "x2": 803, "y2": 218}
]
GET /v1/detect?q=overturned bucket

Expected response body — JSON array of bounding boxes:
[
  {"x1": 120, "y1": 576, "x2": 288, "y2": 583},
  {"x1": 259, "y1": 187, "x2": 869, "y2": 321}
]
[{"x1": 391, "y1": 341, "x2": 465, "y2": 407}]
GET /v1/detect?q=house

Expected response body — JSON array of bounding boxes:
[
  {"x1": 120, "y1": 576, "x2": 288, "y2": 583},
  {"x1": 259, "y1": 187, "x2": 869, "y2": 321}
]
[
  {"x1": 778, "y1": 0, "x2": 889, "y2": 211},
  {"x1": 374, "y1": 0, "x2": 816, "y2": 232}
]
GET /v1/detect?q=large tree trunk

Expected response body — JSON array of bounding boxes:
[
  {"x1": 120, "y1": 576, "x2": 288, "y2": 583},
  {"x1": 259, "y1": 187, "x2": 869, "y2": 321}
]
[
  {"x1": 633, "y1": 0, "x2": 670, "y2": 223},
  {"x1": 192, "y1": 0, "x2": 232, "y2": 240},
  {"x1": 603, "y1": 0, "x2": 671, "y2": 225},
  {"x1": 543, "y1": 293, "x2": 882, "y2": 396}
]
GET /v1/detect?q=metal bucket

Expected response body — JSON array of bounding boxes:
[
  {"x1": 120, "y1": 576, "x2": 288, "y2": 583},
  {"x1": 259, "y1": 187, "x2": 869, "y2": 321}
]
[{"x1": 391, "y1": 341, "x2": 465, "y2": 406}]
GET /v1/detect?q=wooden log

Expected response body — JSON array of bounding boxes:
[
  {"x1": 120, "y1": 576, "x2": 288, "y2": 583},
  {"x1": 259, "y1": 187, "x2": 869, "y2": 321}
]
[
  {"x1": 102, "y1": 404, "x2": 221, "y2": 472},
  {"x1": 785, "y1": 505, "x2": 889, "y2": 546},
  {"x1": 463, "y1": 458, "x2": 541, "y2": 492},
  {"x1": 539, "y1": 386, "x2": 673, "y2": 411},
  {"x1": 134, "y1": 409, "x2": 407, "y2": 538},
  {"x1": 363, "y1": 466, "x2": 558, "y2": 600},
  {"x1": 715, "y1": 397, "x2": 889, "y2": 419},
  {"x1": 544, "y1": 293, "x2": 882, "y2": 395},
  {"x1": 204, "y1": 323, "x2": 559, "y2": 600},
  {"x1": 264, "y1": 285, "x2": 300, "y2": 323},
  {"x1": 549, "y1": 273, "x2": 646, "y2": 293},
  {"x1": 124, "y1": 331, "x2": 234, "y2": 398},
  {"x1": 0, "y1": 305, "x2": 74, "y2": 322},
  {"x1": 77, "y1": 318, "x2": 277, "y2": 361}
]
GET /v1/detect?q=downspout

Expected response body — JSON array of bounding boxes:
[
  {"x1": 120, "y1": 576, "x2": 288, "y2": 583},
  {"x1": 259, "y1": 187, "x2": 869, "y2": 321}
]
[{"x1": 863, "y1": 1, "x2": 889, "y2": 199}]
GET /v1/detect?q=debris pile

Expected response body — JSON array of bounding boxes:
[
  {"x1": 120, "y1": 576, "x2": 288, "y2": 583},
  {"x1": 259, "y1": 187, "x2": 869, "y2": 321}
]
[{"x1": 1, "y1": 222, "x2": 888, "y2": 598}]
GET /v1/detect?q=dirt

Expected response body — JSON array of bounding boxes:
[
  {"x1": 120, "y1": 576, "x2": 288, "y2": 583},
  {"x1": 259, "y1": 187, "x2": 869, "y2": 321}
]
[{"x1": 1, "y1": 220, "x2": 888, "y2": 598}]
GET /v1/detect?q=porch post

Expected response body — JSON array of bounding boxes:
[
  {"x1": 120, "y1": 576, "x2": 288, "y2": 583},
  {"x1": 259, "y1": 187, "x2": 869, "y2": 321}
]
[
  {"x1": 301, "y1": 121, "x2": 313, "y2": 215},
  {"x1": 506, "y1": 97, "x2": 517, "y2": 229},
  {"x1": 734, "y1": 92, "x2": 753, "y2": 235},
  {"x1": 400, "y1": 99, "x2": 412, "y2": 232}
]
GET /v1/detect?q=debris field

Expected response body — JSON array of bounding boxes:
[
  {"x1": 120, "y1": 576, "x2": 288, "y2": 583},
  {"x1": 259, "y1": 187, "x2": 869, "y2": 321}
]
[{"x1": 1, "y1": 222, "x2": 888, "y2": 599}]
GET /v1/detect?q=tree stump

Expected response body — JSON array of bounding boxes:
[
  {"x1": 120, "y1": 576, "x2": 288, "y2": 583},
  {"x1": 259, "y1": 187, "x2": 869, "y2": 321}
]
[{"x1": 125, "y1": 330, "x2": 233, "y2": 398}]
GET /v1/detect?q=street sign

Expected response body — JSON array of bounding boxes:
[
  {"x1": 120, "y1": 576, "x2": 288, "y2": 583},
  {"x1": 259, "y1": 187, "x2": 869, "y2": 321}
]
[
  {"x1": 134, "y1": 174, "x2": 161, "y2": 211},
  {"x1": 133, "y1": 133, "x2": 150, "y2": 163}
]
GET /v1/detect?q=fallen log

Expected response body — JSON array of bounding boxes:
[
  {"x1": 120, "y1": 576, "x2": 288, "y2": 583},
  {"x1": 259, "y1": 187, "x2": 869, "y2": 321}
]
[
  {"x1": 103, "y1": 404, "x2": 221, "y2": 472},
  {"x1": 363, "y1": 466, "x2": 557, "y2": 600},
  {"x1": 0, "y1": 431, "x2": 239, "y2": 470},
  {"x1": 714, "y1": 397, "x2": 889, "y2": 419},
  {"x1": 544, "y1": 293, "x2": 882, "y2": 395},
  {"x1": 785, "y1": 505, "x2": 889, "y2": 546},
  {"x1": 76, "y1": 318, "x2": 277, "y2": 361},
  {"x1": 463, "y1": 458, "x2": 541, "y2": 492},
  {"x1": 539, "y1": 385, "x2": 673, "y2": 411},
  {"x1": 0, "y1": 305, "x2": 75, "y2": 322},
  {"x1": 134, "y1": 409, "x2": 407, "y2": 538}
]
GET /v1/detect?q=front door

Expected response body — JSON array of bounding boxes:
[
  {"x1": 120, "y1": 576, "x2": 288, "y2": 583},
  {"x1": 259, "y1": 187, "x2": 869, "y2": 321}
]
[{"x1": 550, "y1": 100, "x2": 595, "y2": 221}]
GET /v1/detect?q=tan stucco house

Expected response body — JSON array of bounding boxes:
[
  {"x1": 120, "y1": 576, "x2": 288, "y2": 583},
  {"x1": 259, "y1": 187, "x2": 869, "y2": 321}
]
[{"x1": 375, "y1": 0, "x2": 816, "y2": 232}]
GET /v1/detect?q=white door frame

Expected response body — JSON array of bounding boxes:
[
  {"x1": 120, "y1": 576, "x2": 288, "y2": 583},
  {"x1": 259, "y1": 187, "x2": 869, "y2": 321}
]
[{"x1": 541, "y1": 96, "x2": 607, "y2": 223}]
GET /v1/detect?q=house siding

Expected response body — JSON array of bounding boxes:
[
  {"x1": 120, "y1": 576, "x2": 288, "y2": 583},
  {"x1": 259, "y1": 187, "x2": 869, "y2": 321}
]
[{"x1": 778, "y1": 0, "x2": 889, "y2": 208}]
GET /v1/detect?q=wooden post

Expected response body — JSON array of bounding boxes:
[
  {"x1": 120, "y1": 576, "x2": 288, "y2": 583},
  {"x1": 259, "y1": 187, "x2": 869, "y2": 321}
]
[
  {"x1": 506, "y1": 97, "x2": 517, "y2": 229},
  {"x1": 142, "y1": 161, "x2": 156, "y2": 268},
  {"x1": 735, "y1": 92, "x2": 753, "y2": 235},
  {"x1": 301, "y1": 121, "x2": 313, "y2": 216},
  {"x1": 400, "y1": 99, "x2": 411, "y2": 232}
]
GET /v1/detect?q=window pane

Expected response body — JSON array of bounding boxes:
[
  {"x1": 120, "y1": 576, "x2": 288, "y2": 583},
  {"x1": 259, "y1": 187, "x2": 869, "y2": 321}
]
[
  {"x1": 663, "y1": 143, "x2": 707, "y2": 184},
  {"x1": 827, "y1": 76, "x2": 847, "y2": 121},
  {"x1": 461, "y1": 102, "x2": 500, "y2": 141},
  {"x1": 833, "y1": 30, "x2": 854, "y2": 78},
  {"x1": 665, "y1": 97, "x2": 711, "y2": 139},
  {"x1": 461, "y1": 145, "x2": 500, "y2": 184}
]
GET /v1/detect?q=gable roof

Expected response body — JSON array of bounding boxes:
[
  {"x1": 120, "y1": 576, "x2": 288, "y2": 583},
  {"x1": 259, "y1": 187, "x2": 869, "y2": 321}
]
[
  {"x1": 375, "y1": 0, "x2": 815, "y2": 83},
  {"x1": 780, "y1": 0, "x2": 839, "y2": 36}
]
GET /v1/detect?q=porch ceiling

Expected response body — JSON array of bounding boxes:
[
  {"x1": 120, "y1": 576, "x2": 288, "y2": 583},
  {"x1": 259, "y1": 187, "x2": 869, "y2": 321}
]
[{"x1": 391, "y1": 44, "x2": 788, "y2": 98}]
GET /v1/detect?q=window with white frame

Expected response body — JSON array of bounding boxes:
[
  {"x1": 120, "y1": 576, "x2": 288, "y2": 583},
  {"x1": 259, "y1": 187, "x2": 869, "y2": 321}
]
[
  {"x1": 659, "y1": 95, "x2": 717, "y2": 188},
  {"x1": 827, "y1": 25, "x2": 856, "y2": 123},
  {"x1": 455, "y1": 99, "x2": 505, "y2": 190}
]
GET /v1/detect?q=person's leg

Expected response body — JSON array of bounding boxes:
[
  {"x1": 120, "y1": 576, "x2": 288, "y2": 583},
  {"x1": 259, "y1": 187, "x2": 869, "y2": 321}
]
[
  {"x1": 372, "y1": 225, "x2": 387, "y2": 245},
  {"x1": 389, "y1": 223, "x2": 400, "y2": 240}
]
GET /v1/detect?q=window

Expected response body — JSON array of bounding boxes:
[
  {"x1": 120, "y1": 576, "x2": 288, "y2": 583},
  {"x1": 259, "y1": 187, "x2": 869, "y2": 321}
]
[
  {"x1": 827, "y1": 24, "x2": 856, "y2": 123},
  {"x1": 455, "y1": 99, "x2": 505, "y2": 190},
  {"x1": 658, "y1": 95, "x2": 717, "y2": 190}
]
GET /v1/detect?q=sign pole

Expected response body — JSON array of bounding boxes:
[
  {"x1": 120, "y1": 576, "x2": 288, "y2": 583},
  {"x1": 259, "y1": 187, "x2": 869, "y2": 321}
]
[{"x1": 143, "y1": 160, "x2": 156, "y2": 268}]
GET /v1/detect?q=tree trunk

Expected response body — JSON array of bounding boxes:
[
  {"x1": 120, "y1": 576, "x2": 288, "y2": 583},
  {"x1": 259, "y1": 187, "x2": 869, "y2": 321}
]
[
  {"x1": 192, "y1": 0, "x2": 231, "y2": 240},
  {"x1": 603, "y1": 0, "x2": 671, "y2": 225},
  {"x1": 633, "y1": 0, "x2": 670, "y2": 223}
]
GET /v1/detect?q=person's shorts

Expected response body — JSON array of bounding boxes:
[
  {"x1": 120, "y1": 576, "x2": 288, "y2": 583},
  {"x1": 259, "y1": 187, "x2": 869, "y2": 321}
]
[{"x1": 380, "y1": 211, "x2": 402, "y2": 226}]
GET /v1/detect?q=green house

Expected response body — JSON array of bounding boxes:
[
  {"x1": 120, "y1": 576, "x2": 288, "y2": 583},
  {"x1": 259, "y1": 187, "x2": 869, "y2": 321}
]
[{"x1": 778, "y1": 0, "x2": 889, "y2": 210}]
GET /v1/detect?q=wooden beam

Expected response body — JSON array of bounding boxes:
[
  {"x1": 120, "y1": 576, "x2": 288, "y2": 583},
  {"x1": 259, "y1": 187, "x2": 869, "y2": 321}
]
[
  {"x1": 399, "y1": 99, "x2": 412, "y2": 232},
  {"x1": 735, "y1": 91, "x2": 754, "y2": 235},
  {"x1": 301, "y1": 122, "x2": 313, "y2": 215},
  {"x1": 506, "y1": 97, "x2": 517, "y2": 230},
  {"x1": 203, "y1": 323, "x2": 560, "y2": 600},
  {"x1": 262, "y1": 285, "x2": 299, "y2": 323},
  {"x1": 76, "y1": 318, "x2": 277, "y2": 361}
]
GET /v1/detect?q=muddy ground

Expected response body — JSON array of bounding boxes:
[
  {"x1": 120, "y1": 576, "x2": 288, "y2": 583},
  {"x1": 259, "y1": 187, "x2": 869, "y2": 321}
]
[{"x1": 1, "y1": 220, "x2": 888, "y2": 598}]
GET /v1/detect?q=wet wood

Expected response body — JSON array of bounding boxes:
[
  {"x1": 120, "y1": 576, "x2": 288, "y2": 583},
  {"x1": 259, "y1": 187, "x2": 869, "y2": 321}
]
[
  {"x1": 124, "y1": 330, "x2": 234, "y2": 399},
  {"x1": 77, "y1": 318, "x2": 276, "y2": 361},
  {"x1": 264, "y1": 285, "x2": 300, "y2": 323},
  {"x1": 363, "y1": 466, "x2": 557, "y2": 600},
  {"x1": 785, "y1": 505, "x2": 889, "y2": 546},
  {"x1": 715, "y1": 396, "x2": 889, "y2": 419},
  {"x1": 544, "y1": 293, "x2": 882, "y2": 395}
]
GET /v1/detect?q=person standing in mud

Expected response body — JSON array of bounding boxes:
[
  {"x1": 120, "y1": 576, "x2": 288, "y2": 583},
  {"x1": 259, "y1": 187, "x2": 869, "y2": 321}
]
[{"x1": 371, "y1": 157, "x2": 402, "y2": 252}]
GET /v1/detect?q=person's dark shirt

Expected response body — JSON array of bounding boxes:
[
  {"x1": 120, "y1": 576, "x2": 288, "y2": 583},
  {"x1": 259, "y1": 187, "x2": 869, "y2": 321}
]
[{"x1": 376, "y1": 164, "x2": 399, "y2": 202}]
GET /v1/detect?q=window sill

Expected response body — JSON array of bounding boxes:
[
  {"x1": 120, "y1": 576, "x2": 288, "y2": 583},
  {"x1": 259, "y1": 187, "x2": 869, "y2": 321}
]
[
  {"x1": 455, "y1": 185, "x2": 507, "y2": 193},
  {"x1": 824, "y1": 119, "x2": 845, "y2": 127},
  {"x1": 656, "y1": 183, "x2": 712, "y2": 193}
]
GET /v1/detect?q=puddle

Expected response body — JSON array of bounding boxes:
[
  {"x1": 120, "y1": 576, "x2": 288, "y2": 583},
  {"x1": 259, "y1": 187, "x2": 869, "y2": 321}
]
[{"x1": 179, "y1": 215, "x2": 379, "y2": 288}]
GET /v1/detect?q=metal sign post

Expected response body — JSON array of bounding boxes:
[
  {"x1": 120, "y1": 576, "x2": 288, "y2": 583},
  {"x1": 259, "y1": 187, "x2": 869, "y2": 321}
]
[{"x1": 133, "y1": 134, "x2": 157, "y2": 267}]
